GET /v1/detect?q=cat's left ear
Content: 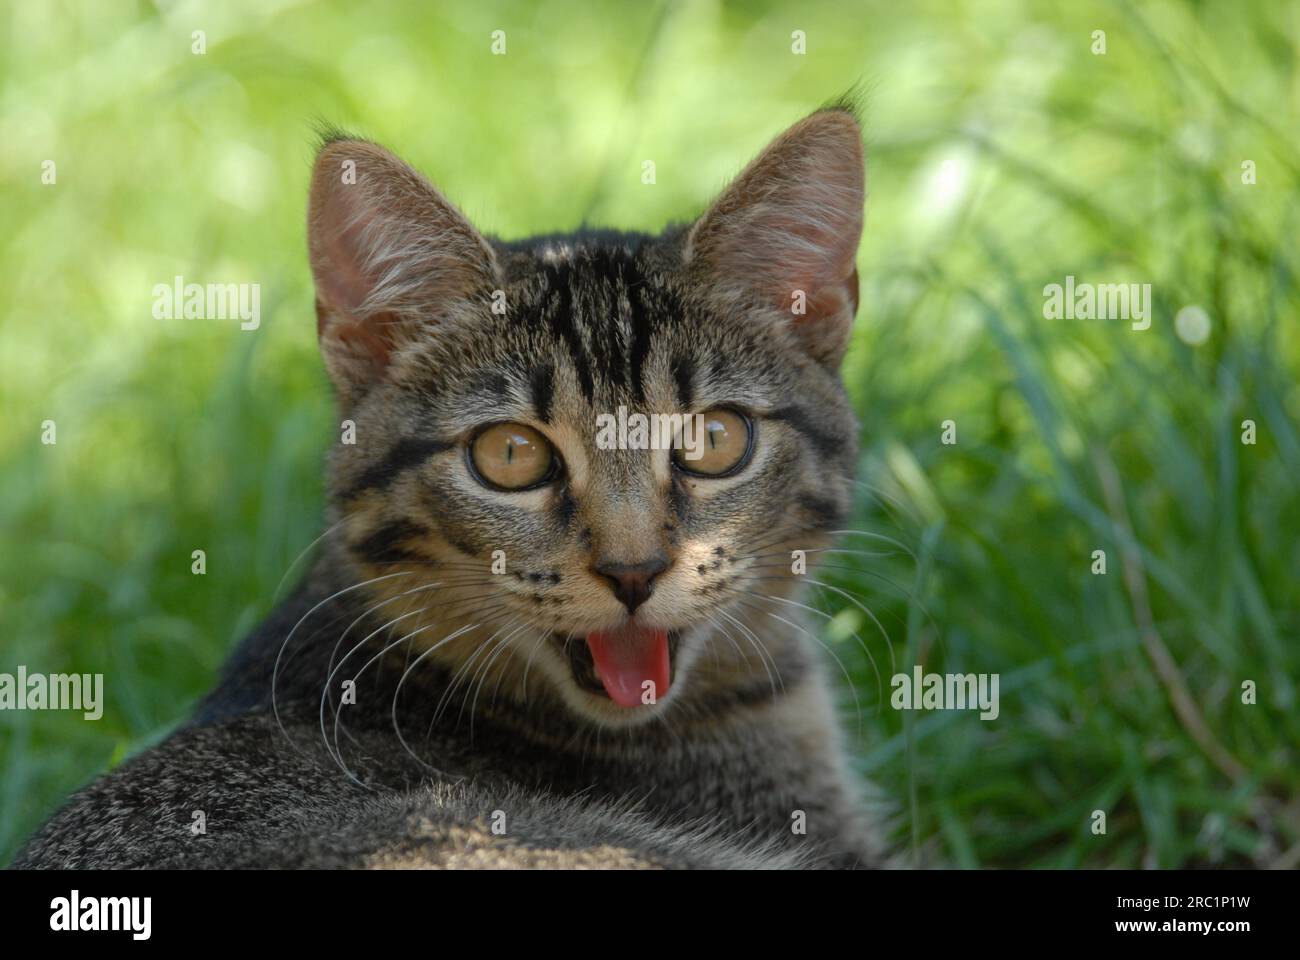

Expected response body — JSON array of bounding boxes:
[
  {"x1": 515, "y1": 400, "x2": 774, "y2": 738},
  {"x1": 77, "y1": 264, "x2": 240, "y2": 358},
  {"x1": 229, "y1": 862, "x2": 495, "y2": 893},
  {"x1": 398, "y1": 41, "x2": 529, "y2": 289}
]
[{"x1": 686, "y1": 108, "x2": 864, "y2": 367}]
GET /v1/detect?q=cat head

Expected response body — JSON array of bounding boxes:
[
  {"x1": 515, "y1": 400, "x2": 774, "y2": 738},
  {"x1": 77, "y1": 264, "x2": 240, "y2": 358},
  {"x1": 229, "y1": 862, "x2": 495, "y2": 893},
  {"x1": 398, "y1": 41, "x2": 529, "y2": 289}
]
[{"x1": 307, "y1": 107, "x2": 864, "y2": 729}]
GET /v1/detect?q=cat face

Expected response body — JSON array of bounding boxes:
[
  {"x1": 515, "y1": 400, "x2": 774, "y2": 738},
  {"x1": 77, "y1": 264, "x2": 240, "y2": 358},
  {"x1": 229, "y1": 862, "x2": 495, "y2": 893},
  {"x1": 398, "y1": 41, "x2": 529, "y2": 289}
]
[{"x1": 308, "y1": 109, "x2": 865, "y2": 728}]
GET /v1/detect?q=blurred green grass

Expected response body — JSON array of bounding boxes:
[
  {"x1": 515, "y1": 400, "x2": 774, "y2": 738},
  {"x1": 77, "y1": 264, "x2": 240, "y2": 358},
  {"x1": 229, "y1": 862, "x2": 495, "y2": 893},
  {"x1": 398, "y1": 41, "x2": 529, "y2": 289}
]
[{"x1": 2, "y1": 0, "x2": 1297, "y2": 867}]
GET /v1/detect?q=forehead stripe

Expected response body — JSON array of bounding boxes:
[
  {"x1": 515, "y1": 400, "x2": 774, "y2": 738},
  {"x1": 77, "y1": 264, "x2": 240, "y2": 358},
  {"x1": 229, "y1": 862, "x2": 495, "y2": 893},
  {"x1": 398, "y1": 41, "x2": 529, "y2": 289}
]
[
  {"x1": 530, "y1": 362, "x2": 554, "y2": 423},
  {"x1": 627, "y1": 282, "x2": 653, "y2": 403},
  {"x1": 543, "y1": 265, "x2": 595, "y2": 401},
  {"x1": 671, "y1": 352, "x2": 695, "y2": 409}
]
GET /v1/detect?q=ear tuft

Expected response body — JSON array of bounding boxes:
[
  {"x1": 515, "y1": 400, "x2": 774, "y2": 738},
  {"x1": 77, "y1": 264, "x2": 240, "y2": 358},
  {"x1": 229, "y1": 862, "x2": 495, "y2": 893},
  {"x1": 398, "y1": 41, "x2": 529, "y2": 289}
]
[{"x1": 687, "y1": 109, "x2": 865, "y2": 367}]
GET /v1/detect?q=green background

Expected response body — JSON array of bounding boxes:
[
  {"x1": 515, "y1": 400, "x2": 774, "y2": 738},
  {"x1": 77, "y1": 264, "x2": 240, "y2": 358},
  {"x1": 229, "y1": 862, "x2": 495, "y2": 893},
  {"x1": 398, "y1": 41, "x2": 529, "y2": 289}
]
[{"x1": 2, "y1": 0, "x2": 1297, "y2": 867}]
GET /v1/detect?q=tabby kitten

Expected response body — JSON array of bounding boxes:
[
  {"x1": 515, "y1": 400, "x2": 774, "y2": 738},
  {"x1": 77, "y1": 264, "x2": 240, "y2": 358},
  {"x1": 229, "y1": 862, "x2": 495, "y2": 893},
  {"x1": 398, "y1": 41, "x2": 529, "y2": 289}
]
[{"x1": 17, "y1": 104, "x2": 884, "y2": 869}]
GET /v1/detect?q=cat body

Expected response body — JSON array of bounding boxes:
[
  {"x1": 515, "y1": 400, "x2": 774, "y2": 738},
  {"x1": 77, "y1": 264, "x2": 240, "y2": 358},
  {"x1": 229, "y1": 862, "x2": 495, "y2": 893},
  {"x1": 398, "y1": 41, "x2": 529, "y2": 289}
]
[{"x1": 17, "y1": 105, "x2": 884, "y2": 869}]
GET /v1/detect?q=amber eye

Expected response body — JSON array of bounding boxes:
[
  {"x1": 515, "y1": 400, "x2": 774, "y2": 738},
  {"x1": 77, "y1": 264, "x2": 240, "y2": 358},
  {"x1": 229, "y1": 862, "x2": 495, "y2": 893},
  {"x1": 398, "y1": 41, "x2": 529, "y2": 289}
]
[
  {"x1": 469, "y1": 423, "x2": 557, "y2": 490},
  {"x1": 674, "y1": 408, "x2": 753, "y2": 477}
]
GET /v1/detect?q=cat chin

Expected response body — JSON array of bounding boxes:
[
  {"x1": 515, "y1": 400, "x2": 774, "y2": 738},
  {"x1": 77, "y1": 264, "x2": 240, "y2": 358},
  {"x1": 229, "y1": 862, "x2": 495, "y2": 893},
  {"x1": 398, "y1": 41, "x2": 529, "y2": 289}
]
[{"x1": 562, "y1": 686, "x2": 680, "y2": 729}]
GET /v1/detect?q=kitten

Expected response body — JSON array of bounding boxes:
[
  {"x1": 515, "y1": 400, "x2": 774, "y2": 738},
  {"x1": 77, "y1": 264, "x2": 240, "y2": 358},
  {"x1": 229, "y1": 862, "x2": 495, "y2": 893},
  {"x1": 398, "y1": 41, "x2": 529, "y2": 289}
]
[{"x1": 16, "y1": 104, "x2": 885, "y2": 869}]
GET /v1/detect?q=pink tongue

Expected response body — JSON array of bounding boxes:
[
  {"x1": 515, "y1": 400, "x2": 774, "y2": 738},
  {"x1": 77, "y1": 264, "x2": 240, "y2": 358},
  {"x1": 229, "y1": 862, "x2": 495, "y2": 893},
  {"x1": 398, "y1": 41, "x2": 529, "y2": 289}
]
[{"x1": 585, "y1": 627, "x2": 670, "y2": 708}]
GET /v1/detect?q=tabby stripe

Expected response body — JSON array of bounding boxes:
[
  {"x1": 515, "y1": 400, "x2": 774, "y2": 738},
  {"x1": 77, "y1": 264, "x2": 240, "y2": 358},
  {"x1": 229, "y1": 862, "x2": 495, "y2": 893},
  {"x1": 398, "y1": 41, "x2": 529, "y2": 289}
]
[
  {"x1": 530, "y1": 362, "x2": 554, "y2": 423},
  {"x1": 545, "y1": 267, "x2": 595, "y2": 401},
  {"x1": 600, "y1": 264, "x2": 628, "y2": 389},
  {"x1": 344, "y1": 437, "x2": 453, "y2": 499},
  {"x1": 768, "y1": 405, "x2": 840, "y2": 460},
  {"x1": 554, "y1": 486, "x2": 577, "y2": 529},
  {"x1": 352, "y1": 520, "x2": 435, "y2": 566},
  {"x1": 671, "y1": 352, "x2": 695, "y2": 409},
  {"x1": 800, "y1": 494, "x2": 846, "y2": 531},
  {"x1": 627, "y1": 283, "x2": 653, "y2": 403}
]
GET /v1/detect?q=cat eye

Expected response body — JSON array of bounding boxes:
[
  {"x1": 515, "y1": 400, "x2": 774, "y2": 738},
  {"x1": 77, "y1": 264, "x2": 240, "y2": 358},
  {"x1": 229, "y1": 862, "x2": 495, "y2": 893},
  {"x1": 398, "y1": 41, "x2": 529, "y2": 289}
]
[
  {"x1": 673, "y1": 408, "x2": 754, "y2": 477},
  {"x1": 468, "y1": 423, "x2": 558, "y2": 491}
]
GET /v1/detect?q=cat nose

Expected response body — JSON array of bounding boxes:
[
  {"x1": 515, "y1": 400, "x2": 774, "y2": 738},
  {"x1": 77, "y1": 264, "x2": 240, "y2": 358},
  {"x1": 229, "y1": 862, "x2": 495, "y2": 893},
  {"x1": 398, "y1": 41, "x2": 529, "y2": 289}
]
[{"x1": 592, "y1": 554, "x2": 670, "y2": 614}]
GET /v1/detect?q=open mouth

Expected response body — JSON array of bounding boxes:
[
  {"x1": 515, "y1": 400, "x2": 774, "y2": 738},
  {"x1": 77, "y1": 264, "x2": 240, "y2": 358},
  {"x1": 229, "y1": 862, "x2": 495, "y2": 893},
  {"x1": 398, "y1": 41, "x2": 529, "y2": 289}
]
[{"x1": 557, "y1": 628, "x2": 681, "y2": 707}]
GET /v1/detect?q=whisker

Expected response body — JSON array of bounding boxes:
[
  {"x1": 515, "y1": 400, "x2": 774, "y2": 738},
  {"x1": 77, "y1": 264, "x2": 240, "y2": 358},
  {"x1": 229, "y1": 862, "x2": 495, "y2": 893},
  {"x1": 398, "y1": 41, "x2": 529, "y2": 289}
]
[
  {"x1": 322, "y1": 579, "x2": 452, "y2": 719},
  {"x1": 739, "y1": 558, "x2": 933, "y2": 617},
  {"x1": 521, "y1": 628, "x2": 565, "y2": 706},
  {"x1": 715, "y1": 607, "x2": 783, "y2": 698},
  {"x1": 484, "y1": 621, "x2": 540, "y2": 712},
  {"x1": 702, "y1": 613, "x2": 749, "y2": 677},
  {"x1": 825, "y1": 528, "x2": 918, "y2": 560},
  {"x1": 320, "y1": 606, "x2": 432, "y2": 786},
  {"x1": 427, "y1": 609, "x2": 519, "y2": 730},
  {"x1": 465, "y1": 625, "x2": 526, "y2": 739},
  {"x1": 390, "y1": 620, "x2": 489, "y2": 778},
  {"x1": 741, "y1": 546, "x2": 905, "y2": 563},
  {"x1": 272, "y1": 571, "x2": 413, "y2": 749},
  {"x1": 734, "y1": 594, "x2": 875, "y2": 735},
  {"x1": 736, "y1": 571, "x2": 900, "y2": 678},
  {"x1": 271, "y1": 515, "x2": 353, "y2": 604},
  {"x1": 793, "y1": 576, "x2": 898, "y2": 678}
]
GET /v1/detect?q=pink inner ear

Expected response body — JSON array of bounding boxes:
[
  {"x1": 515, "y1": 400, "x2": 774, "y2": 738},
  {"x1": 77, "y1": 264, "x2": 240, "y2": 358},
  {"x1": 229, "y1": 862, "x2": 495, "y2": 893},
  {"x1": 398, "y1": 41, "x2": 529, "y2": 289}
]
[
  {"x1": 311, "y1": 193, "x2": 406, "y2": 383},
  {"x1": 313, "y1": 185, "x2": 388, "y2": 321}
]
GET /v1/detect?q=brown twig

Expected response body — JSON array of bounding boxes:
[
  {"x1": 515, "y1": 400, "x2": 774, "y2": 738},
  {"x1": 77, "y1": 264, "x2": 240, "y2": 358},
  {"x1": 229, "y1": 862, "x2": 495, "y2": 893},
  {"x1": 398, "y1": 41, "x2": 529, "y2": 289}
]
[{"x1": 1091, "y1": 444, "x2": 1247, "y2": 783}]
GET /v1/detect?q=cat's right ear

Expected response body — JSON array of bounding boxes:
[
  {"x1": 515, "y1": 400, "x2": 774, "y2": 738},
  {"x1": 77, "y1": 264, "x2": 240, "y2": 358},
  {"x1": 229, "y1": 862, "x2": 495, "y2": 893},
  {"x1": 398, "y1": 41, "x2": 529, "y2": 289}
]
[{"x1": 308, "y1": 138, "x2": 498, "y2": 403}]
